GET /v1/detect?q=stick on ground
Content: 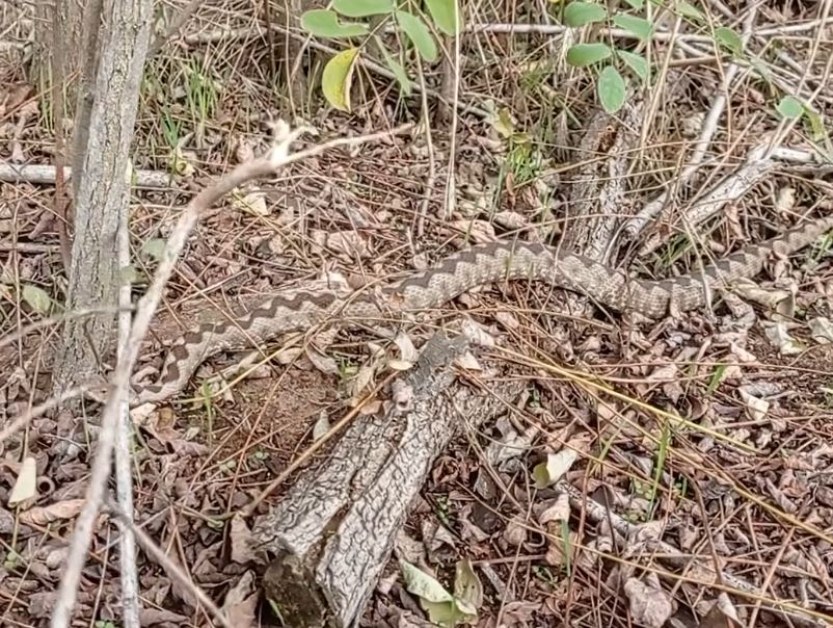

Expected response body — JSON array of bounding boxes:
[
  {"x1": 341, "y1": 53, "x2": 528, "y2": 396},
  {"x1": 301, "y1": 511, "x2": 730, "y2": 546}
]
[{"x1": 253, "y1": 332, "x2": 524, "y2": 627}]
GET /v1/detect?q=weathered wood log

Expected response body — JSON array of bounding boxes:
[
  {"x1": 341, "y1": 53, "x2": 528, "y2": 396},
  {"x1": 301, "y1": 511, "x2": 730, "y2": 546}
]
[{"x1": 252, "y1": 332, "x2": 524, "y2": 627}]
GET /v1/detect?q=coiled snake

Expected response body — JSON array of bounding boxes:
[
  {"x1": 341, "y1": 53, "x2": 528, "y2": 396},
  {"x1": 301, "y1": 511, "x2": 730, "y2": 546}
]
[{"x1": 133, "y1": 216, "x2": 833, "y2": 406}]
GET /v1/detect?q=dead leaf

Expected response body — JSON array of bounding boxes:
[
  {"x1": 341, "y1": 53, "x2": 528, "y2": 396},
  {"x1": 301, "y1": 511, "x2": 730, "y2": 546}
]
[
  {"x1": 394, "y1": 332, "x2": 419, "y2": 364},
  {"x1": 774, "y1": 186, "x2": 796, "y2": 214},
  {"x1": 698, "y1": 594, "x2": 742, "y2": 628},
  {"x1": 139, "y1": 608, "x2": 189, "y2": 626},
  {"x1": 326, "y1": 230, "x2": 370, "y2": 259},
  {"x1": 350, "y1": 364, "x2": 377, "y2": 399},
  {"x1": 502, "y1": 516, "x2": 528, "y2": 547},
  {"x1": 808, "y1": 317, "x2": 833, "y2": 343},
  {"x1": 18, "y1": 499, "x2": 85, "y2": 525},
  {"x1": 305, "y1": 345, "x2": 340, "y2": 375},
  {"x1": 313, "y1": 411, "x2": 331, "y2": 441},
  {"x1": 230, "y1": 515, "x2": 259, "y2": 565},
  {"x1": 449, "y1": 219, "x2": 496, "y2": 243},
  {"x1": 500, "y1": 600, "x2": 542, "y2": 626},
  {"x1": 545, "y1": 529, "x2": 579, "y2": 567},
  {"x1": 235, "y1": 139, "x2": 255, "y2": 164},
  {"x1": 388, "y1": 359, "x2": 415, "y2": 371},
  {"x1": 532, "y1": 449, "x2": 578, "y2": 488},
  {"x1": 9, "y1": 456, "x2": 37, "y2": 506},
  {"x1": 460, "y1": 318, "x2": 495, "y2": 347},
  {"x1": 623, "y1": 576, "x2": 673, "y2": 627},
  {"x1": 538, "y1": 494, "x2": 571, "y2": 527},
  {"x1": 221, "y1": 570, "x2": 258, "y2": 628},
  {"x1": 454, "y1": 351, "x2": 482, "y2": 372},
  {"x1": 762, "y1": 321, "x2": 805, "y2": 355},
  {"x1": 242, "y1": 191, "x2": 270, "y2": 216},
  {"x1": 734, "y1": 279, "x2": 795, "y2": 314},
  {"x1": 738, "y1": 388, "x2": 769, "y2": 421},
  {"x1": 493, "y1": 211, "x2": 528, "y2": 230},
  {"x1": 484, "y1": 419, "x2": 536, "y2": 466}
]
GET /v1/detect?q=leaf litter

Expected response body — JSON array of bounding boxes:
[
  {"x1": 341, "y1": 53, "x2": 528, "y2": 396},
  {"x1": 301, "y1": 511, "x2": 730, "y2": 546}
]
[{"x1": 1, "y1": 5, "x2": 833, "y2": 628}]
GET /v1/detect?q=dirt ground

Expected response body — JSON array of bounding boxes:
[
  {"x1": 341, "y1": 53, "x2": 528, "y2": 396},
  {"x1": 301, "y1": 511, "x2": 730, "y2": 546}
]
[{"x1": 1, "y1": 1, "x2": 833, "y2": 627}]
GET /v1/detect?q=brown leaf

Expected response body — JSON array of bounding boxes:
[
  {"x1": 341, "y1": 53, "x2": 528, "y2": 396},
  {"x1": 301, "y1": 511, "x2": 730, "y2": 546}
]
[
  {"x1": 221, "y1": 570, "x2": 258, "y2": 628},
  {"x1": 623, "y1": 577, "x2": 673, "y2": 628},
  {"x1": 18, "y1": 499, "x2": 85, "y2": 525},
  {"x1": 698, "y1": 595, "x2": 742, "y2": 628},
  {"x1": 139, "y1": 608, "x2": 189, "y2": 626},
  {"x1": 230, "y1": 514, "x2": 259, "y2": 565}
]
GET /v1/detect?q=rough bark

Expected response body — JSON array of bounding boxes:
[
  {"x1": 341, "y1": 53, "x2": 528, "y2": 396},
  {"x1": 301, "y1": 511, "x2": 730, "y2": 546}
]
[
  {"x1": 52, "y1": 0, "x2": 154, "y2": 399},
  {"x1": 561, "y1": 100, "x2": 643, "y2": 264},
  {"x1": 31, "y1": 0, "x2": 84, "y2": 110},
  {"x1": 253, "y1": 333, "x2": 525, "y2": 627}
]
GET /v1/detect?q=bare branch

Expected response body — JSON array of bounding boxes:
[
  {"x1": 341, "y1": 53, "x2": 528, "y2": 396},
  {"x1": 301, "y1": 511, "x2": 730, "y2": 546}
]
[{"x1": 49, "y1": 122, "x2": 414, "y2": 627}]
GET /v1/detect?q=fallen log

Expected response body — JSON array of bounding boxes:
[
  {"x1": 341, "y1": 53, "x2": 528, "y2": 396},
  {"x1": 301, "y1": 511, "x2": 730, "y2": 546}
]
[{"x1": 253, "y1": 332, "x2": 524, "y2": 627}]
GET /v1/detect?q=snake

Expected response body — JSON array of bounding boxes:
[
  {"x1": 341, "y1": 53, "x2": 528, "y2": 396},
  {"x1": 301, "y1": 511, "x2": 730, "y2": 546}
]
[{"x1": 132, "y1": 215, "x2": 833, "y2": 406}]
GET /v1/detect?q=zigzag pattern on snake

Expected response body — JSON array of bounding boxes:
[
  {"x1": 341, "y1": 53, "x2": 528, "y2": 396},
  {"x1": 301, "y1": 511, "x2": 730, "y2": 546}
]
[{"x1": 133, "y1": 216, "x2": 833, "y2": 405}]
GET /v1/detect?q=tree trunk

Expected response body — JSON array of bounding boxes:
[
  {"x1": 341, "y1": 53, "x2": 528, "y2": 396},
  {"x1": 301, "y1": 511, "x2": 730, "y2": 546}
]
[
  {"x1": 52, "y1": 0, "x2": 154, "y2": 400},
  {"x1": 31, "y1": 0, "x2": 84, "y2": 110}
]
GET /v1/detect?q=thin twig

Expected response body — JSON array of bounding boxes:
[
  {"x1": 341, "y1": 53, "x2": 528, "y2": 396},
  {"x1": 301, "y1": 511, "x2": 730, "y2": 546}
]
[
  {"x1": 0, "y1": 307, "x2": 125, "y2": 354},
  {"x1": 147, "y1": 0, "x2": 201, "y2": 57},
  {"x1": 443, "y1": 9, "x2": 462, "y2": 227},
  {"x1": 0, "y1": 163, "x2": 173, "y2": 189},
  {"x1": 622, "y1": 5, "x2": 759, "y2": 239},
  {"x1": 762, "y1": 0, "x2": 833, "y2": 158},
  {"x1": 114, "y1": 176, "x2": 140, "y2": 628},
  {"x1": 51, "y1": 0, "x2": 72, "y2": 271},
  {"x1": 413, "y1": 55, "x2": 436, "y2": 238},
  {"x1": 106, "y1": 501, "x2": 234, "y2": 628},
  {"x1": 48, "y1": 122, "x2": 413, "y2": 627},
  {"x1": 0, "y1": 387, "x2": 89, "y2": 443}
]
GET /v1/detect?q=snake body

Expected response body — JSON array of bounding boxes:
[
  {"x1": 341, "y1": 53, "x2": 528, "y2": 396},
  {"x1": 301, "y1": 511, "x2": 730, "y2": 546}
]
[{"x1": 134, "y1": 216, "x2": 833, "y2": 405}]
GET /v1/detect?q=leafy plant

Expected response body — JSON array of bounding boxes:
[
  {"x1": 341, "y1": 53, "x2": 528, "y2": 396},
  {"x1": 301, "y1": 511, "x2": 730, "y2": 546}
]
[
  {"x1": 300, "y1": 0, "x2": 463, "y2": 111},
  {"x1": 558, "y1": 0, "x2": 747, "y2": 114},
  {"x1": 560, "y1": 0, "x2": 661, "y2": 113}
]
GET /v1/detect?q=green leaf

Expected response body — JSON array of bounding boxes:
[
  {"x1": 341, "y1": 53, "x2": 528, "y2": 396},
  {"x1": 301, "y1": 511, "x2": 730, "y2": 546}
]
[
  {"x1": 618, "y1": 49, "x2": 649, "y2": 80},
  {"x1": 425, "y1": 0, "x2": 463, "y2": 35},
  {"x1": 597, "y1": 65, "x2": 627, "y2": 113},
  {"x1": 396, "y1": 11, "x2": 438, "y2": 62},
  {"x1": 675, "y1": 0, "x2": 703, "y2": 20},
  {"x1": 714, "y1": 26, "x2": 743, "y2": 55},
  {"x1": 489, "y1": 107, "x2": 516, "y2": 139},
  {"x1": 776, "y1": 95, "x2": 804, "y2": 120},
  {"x1": 622, "y1": 0, "x2": 645, "y2": 8},
  {"x1": 119, "y1": 264, "x2": 144, "y2": 285},
  {"x1": 141, "y1": 238, "x2": 167, "y2": 261},
  {"x1": 379, "y1": 42, "x2": 412, "y2": 95},
  {"x1": 804, "y1": 108, "x2": 826, "y2": 142},
  {"x1": 300, "y1": 10, "x2": 369, "y2": 38},
  {"x1": 401, "y1": 560, "x2": 477, "y2": 627},
  {"x1": 401, "y1": 560, "x2": 454, "y2": 603},
  {"x1": 22, "y1": 284, "x2": 52, "y2": 314},
  {"x1": 321, "y1": 47, "x2": 360, "y2": 111},
  {"x1": 749, "y1": 58, "x2": 773, "y2": 84},
  {"x1": 563, "y1": 1, "x2": 607, "y2": 27},
  {"x1": 332, "y1": 0, "x2": 393, "y2": 17},
  {"x1": 612, "y1": 14, "x2": 654, "y2": 39},
  {"x1": 565, "y1": 42, "x2": 612, "y2": 67},
  {"x1": 454, "y1": 559, "x2": 483, "y2": 611}
]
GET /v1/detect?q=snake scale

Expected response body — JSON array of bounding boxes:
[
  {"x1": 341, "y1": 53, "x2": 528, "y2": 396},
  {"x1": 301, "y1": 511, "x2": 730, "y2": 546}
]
[{"x1": 133, "y1": 215, "x2": 833, "y2": 405}]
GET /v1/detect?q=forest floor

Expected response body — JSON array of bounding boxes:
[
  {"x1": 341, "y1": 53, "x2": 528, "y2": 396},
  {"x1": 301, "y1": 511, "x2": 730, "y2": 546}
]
[{"x1": 1, "y1": 0, "x2": 833, "y2": 627}]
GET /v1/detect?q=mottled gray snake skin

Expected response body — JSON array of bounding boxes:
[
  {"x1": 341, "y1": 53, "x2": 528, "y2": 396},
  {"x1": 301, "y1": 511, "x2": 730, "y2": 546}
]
[{"x1": 134, "y1": 216, "x2": 833, "y2": 405}]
